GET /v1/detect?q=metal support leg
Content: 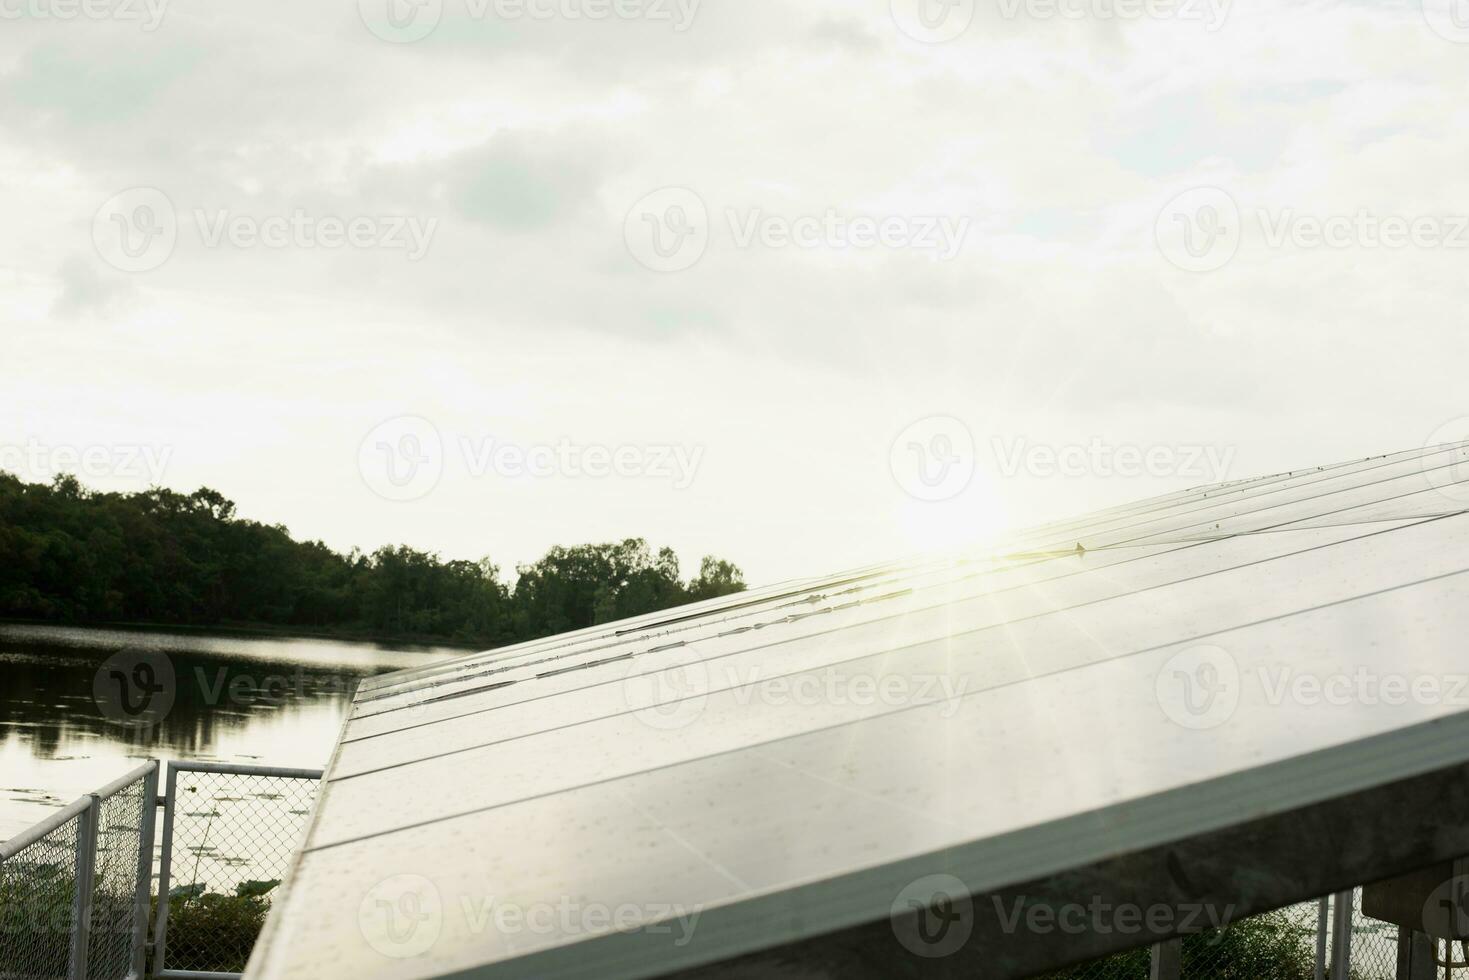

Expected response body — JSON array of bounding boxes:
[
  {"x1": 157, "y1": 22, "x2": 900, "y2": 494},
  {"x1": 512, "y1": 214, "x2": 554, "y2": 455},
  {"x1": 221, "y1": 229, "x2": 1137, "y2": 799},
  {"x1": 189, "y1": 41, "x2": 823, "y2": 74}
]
[
  {"x1": 131, "y1": 763, "x2": 160, "y2": 978},
  {"x1": 1395, "y1": 927, "x2": 1437, "y2": 980},
  {"x1": 1150, "y1": 939, "x2": 1182, "y2": 980},
  {"x1": 68, "y1": 796, "x2": 98, "y2": 980},
  {"x1": 1315, "y1": 897, "x2": 1329, "y2": 980},
  {"x1": 153, "y1": 763, "x2": 180, "y2": 978},
  {"x1": 1330, "y1": 890, "x2": 1354, "y2": 979}
]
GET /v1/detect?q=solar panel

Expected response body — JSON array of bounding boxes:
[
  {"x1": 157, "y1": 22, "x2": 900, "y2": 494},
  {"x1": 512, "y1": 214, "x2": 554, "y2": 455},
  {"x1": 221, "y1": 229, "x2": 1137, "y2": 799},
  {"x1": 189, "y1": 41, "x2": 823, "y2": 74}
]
[{"x1": 245, "y1": 440, "x2": 1469, "y2": 980}]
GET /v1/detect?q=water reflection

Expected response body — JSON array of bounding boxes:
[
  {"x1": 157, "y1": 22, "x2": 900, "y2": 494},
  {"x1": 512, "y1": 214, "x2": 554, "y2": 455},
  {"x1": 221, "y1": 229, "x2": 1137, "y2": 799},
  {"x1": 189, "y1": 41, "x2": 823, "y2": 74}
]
[{"x1": 0, "y1": 624, "x2": 463, "y2": 839}]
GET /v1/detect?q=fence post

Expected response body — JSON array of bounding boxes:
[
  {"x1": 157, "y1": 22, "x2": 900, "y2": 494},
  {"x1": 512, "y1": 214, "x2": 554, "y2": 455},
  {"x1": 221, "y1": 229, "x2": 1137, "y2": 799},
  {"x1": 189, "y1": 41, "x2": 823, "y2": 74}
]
[
  {"x1": 1149, "y1": 939, "x2": 1182, "y2": 980},
  {"x1": 152, "y1": 762, "x2": 180, "y2": 977},
  {"x1": 132, "y1": 763, "x2": 161, "y2": 978},
  {"x1": 68, "y1": 795, "x2": 99, "y2": 980},
  {"x1": 1314, "y1": 897, "x2": 1329, "y2": 980},
  {"x1": 1330, "y1": 890, "x2": 1354, "y2": 979}
]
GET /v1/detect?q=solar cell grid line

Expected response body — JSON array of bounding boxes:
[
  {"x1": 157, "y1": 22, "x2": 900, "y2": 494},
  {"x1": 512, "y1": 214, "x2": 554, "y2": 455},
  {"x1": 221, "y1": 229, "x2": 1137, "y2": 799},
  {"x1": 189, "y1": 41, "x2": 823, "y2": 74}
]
[
  {"x1": 352, "y1": 554, "x2": 1004, "y2": 705},
  {"x1": 987, "y1": 440, "x2": 1446, "y2": 546},
  {"x1": 1093, "y1": 463, "x2": 1469, "y2": 552},
  {"x1": 1030, "y1": 441, "x2": 1469, "y2": 548},
  {"x1": 346, "y1": 553, "x2": 1099, "y2": 716},
  {"x1": 340, "y1": 540, "x2": 1203, "y2": 724},
  {"x1": 1023, "y1": 451, "x2": 1469, "y2": 553},
  {"x1": 354, "y1": 556, "x2": 956, "y2": 696},
  {"x1": 243, "y1": 570, "x2": 1469, "y2": 980},
  {"x1": 345, "y1": 494, "x2": 1454, "y2": 730},
  {"x1": 360, "y1": 443, "x2": 1464, "y2": 701},
  {"x1": 338, "y1": 507, "x2": 1448, "y2": 742},
  {"x1": 356, "y1": 445, "x2": 1407, "y2": 697},
  {"x1": 306, "y1": 514, "x2": 1469, "y2": 845},
  {"x1": 1011, "y1": 443, "x2": 1469, "y2": 554},
  {"x1": 325, "y1": 515, "x2": 1449, "y2": 782}
]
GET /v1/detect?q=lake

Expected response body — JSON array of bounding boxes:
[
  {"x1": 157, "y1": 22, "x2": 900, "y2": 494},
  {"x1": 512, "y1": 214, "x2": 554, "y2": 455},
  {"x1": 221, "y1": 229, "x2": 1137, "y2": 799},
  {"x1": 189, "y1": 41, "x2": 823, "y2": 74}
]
[{"x1": 0, "y1": 623, "x2": 463, "y2": 842}]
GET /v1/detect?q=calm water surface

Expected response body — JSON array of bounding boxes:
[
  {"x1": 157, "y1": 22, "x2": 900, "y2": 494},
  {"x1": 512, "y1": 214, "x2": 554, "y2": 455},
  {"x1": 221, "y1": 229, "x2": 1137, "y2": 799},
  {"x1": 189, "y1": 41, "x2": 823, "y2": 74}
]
[{"x1": 0, "y1": 623, "x2": 462, "y2": 841}]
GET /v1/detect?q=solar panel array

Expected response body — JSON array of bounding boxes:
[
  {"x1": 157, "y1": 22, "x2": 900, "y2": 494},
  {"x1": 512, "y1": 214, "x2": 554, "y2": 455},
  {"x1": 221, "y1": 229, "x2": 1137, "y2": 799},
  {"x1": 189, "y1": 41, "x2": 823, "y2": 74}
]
[{"x1": 246, "y1": 441, "x2": 1469, "y2": 980}]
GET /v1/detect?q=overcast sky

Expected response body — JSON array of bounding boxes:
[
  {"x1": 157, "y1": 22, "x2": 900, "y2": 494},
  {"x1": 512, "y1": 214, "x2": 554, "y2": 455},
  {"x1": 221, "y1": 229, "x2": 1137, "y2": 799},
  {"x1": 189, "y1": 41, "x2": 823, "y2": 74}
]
[{"x1": 3, "y1": 0, "x2": 1467, "y2": 584}]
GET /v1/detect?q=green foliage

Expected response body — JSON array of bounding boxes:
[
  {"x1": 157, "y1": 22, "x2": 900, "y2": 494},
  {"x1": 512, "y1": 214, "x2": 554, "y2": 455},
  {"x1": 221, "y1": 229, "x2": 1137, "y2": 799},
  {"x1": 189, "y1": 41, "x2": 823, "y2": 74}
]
[
  {"x1": 0, "y1": 472, "x2": 747, "y2": 646},
  {"x1": 1041, "y1": 912, "x2": 1317, "y2": 980},
  {"x1": 151, "y1": 885, "x2": 274, "y2": 974}
]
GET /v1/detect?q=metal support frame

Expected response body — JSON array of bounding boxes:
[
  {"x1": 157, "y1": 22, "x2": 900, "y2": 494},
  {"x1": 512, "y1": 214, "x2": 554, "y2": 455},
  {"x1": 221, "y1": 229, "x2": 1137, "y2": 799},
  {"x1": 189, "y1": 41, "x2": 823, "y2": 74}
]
[
  {"x1": 1314, "y1": 896, "x2": 1329, "y2": 980},
  {"x1": 1330, "y1": 889, "x2": 1354, "y2": 979},
  {"x1": 69, "y1": 795, "x2": 98, "y2": 980},
  {"x1": 661, "y1": 752, "x2": 1469, "y2": 980},
  {"x1": 1395, "y1": 927, "x2": 1437, "y2": 980},
  {"x1": 1148, "y1": 939, "x2": 1181, "y2": 980},
  {"x1": 133, "y1": 765, "x2": 162, "y2": 979}
]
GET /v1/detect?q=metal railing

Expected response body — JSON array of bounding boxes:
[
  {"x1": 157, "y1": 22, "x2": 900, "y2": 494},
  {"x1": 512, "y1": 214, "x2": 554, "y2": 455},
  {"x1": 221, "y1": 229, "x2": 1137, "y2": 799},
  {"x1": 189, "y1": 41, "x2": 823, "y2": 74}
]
[
  {"x1": 153, "y1": 763, "x2": 322, "y2": 979},
  {"x1": 0, "y1": 763, "x2": 158, "y2": 980},
  {"x1": 0, "y1": 762, "x2": 320, "y2": 980}
]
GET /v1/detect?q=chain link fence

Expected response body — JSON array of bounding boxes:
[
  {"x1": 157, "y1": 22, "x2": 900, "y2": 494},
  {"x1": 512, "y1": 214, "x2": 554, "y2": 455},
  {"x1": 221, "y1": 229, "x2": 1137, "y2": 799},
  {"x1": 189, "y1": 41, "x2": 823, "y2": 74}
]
[
  {"x1": 0, "y1": 763, "x2": 156, "y2": 980},
  {"x1": 1041, "y1": 888, "x2": 1414, "y2": 980},
  {"x1": 154, "y1": 763, "x2": 322, "y2": 977}
]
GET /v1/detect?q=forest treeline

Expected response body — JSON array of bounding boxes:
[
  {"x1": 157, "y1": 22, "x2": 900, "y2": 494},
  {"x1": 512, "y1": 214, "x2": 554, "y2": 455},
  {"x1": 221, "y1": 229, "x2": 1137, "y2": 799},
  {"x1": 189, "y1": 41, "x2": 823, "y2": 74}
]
[{"x1": 0, "y1": 472, "x2": 746, "y2": 646}]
